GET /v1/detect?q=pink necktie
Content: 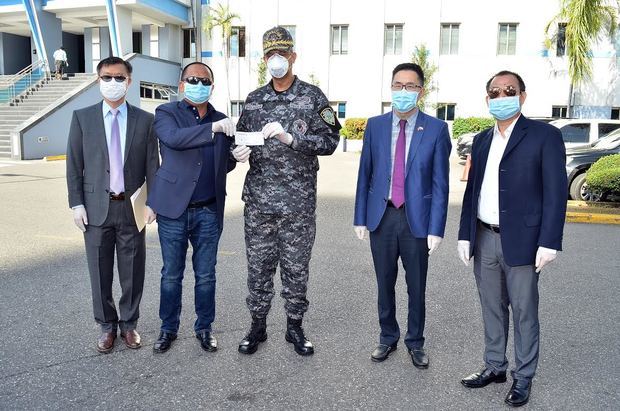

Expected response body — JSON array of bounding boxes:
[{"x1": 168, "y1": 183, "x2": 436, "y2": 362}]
[
  {"x1": 108, "y1": 109, "x2": 124, "y2": 194},
  {"x1": 391, "y1": 119, "x2": 407, "y2": 208}
]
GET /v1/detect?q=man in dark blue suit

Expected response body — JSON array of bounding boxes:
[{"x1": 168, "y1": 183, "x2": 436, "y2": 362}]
[
  {"x1": 458, "y1": 70, "x2": 567, "y2": 407},
  {"x1": 147, "y1": 62, "x2": 236, "y2": 353},
  {"x1": 354, "y1": 63, "x2": 451, "y2": 368}
]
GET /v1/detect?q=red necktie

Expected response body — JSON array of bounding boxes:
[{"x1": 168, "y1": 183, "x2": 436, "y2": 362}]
[{"x1": 391, "y1": 119, "x2": 407, "y2": 208}]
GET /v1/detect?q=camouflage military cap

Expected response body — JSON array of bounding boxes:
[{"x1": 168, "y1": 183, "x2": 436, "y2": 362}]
[{"x1": 263, "y1": 26, "x2": 294, "y2": 54}]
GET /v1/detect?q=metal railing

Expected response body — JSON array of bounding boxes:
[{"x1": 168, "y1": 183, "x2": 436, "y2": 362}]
[{"x1": 0, "y1": 60, "x2": 50, "y2": 105}]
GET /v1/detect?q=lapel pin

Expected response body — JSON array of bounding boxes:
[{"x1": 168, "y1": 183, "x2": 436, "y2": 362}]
[{"x1": 417, "y1": 126, "x2": 424, "y2": 131}]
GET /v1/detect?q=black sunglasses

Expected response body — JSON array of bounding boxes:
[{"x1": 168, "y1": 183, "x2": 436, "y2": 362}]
[
  {"x1": 184, "y1": 76, "x2": 212, "y2": 86},
  {"x1": 487, "y1": 85, "x2": 520, "y2": 99},
  {"x1": 100, "y1": 75, "x2": 127, "y2": 83}
]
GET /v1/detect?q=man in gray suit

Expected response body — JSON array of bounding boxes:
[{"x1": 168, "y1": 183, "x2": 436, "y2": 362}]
[{"x1": 66, "y1": 56, "x2": 159, "y2": 353}]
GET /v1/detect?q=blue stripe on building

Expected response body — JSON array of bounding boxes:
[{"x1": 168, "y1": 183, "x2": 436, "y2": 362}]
[{"x1": 138, "y1": 0, "x2": 189, "y2": 23}]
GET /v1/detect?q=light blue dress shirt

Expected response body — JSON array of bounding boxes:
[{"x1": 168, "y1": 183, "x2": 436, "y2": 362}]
[{"x1": 389, "y1": 109, "x2": 419, "y2": 199}]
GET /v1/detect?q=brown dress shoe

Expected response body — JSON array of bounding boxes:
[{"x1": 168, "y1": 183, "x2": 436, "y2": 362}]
[
  {"x1": 121, "y1": 330, "x2": 142, "y2": 349},
  {"x1": 97, "y1": 332, "x2": 117, "y2": 353}
]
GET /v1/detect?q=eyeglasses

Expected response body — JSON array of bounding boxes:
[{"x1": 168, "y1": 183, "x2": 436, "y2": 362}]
[
  {"x1": 391, "y1": 82, "x2": 422, "y2": 92},
  {"x1": 487, "y1": 85, "x2": 520, "y2": 99},
  {"x1": 100, "y1": 75, "x2": 127, "y2": 83},
  {"x1": 184, "y1": 76, "x2": 212, "y2": 86},
  {"x1": 265, "y1": 50, "x2": 291, "y2": 59}
]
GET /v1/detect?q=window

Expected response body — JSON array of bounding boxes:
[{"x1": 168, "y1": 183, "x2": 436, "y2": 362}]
[
  {"x1": 282, "y1": 25, "x2": 296, "y2": 44},
  {"x1": 598, "y1": 123, "x2": 620, "y2": 137},
  {"x1": 229, "y1": 26, "x2": 246, "y2": 57},
  {"x1": 330, "y1": 102, "x2": 346, "y2": 118},
  {"x1": 560, "y1": 124, "x2": 590, "y2": 144},
  {"x1": 440, "y1": 23, "x2": 459, "y2": 55},
  {"x1": 381, "y1": 102, "x2": 391, "y2": 114},
  {"x1": 230, "y1": 101, "x2": 244, "y2": 117},
  {"x1": 556, "y1": 23, "x2": 566, "y2": 57},
  {"x1": 183, "y1": 28, "x2": 196, "y2": 58},
  {"x1": 497, "y1": 23, "x2": 518, "y2": 55},
  {"x1": 331, "y1": 25, "x2": 348, "y2": 55},
  {"x1": 92, "y1": 27, "x2": 100, "y2": 68},
  {"x1": 436, "y1": 103, "x2": 456, "y2": 121},
  {"x1": 384, "y1": 24, "x2": 403, "y2": 55},
  {"x1": 611, "y1": 107, "x2": 620, "y2": 119},
  {"x1": 552, "y1": 105, "x2": 568, "y2": 118},
  {"x1": 132, "y1": 32, "x2": 142, "y2": 54},
  {"x1": 140, "y1": 82, "x2": 174, "y2": 101},
  {"x1": 150, "y1": 25, "x2": 159, "y2": 58}
]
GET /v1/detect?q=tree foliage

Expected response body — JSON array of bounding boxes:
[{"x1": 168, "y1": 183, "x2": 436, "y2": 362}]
[{"x1": 410, "y1": 44, "x2": 438, "y2": 111}]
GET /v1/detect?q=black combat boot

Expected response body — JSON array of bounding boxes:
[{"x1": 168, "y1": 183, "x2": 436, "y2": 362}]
[
  {"x1": 285, "y1": 317, "x2": 314, "y2": 356},
  {"x1": 238, "y1": 317, "x2": 267, "y2": 355}
]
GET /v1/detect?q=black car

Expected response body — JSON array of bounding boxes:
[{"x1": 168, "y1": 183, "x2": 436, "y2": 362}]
[{"x1": 566, "y1": 129, "x2": 620, "y2": 200}]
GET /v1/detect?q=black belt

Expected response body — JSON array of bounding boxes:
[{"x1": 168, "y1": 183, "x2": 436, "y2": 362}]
[
  {"x1": 479, "y1": 220, "x2": 500, "y2": 233},
  {"x1": 188, "y1": 198, "x2": 216, "y2": 208},
  {"x1": 109, "y1": 192, "x2": 125, "y2": 201},
  {"x1": 387, "y1": 200, "x2": 404, "y2": 209}
]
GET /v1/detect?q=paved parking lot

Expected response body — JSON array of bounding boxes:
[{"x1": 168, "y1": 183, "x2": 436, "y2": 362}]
[{"x1": 0, "y1": 152, "x2": 618, "y2": 409}]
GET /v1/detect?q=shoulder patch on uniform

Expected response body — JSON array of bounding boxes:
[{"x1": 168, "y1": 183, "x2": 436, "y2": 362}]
[{"x1": 319, "y1": 106, "x2": 336, "y2": 126}]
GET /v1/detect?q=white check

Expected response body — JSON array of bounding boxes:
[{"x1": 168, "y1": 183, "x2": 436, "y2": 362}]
[{"x1": 235, "y1": 131, "x2": 264, "y2": 146}]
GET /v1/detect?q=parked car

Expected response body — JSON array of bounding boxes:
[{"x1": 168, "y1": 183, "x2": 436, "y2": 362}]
[
  {"x1": 550, "y1": 118, "x2": 620, "y2": 149},
  {"x1": 566, "y1": 129, "x2": 620, "y2": 200}
]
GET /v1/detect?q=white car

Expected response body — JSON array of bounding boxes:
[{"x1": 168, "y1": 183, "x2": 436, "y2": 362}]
[{"x1": 550, "y1": 119, "x2": 620, "y2": 149}]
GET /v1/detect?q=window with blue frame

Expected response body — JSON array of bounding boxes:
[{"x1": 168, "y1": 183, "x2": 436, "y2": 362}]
[{"x1": 337, "y1": 102, "x2": 346, "y2": 119}]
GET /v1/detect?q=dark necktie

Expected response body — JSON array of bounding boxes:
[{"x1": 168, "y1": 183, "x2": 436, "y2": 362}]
[{"x1": 391, "y1": 119, "x2": 407, "y2": 208}]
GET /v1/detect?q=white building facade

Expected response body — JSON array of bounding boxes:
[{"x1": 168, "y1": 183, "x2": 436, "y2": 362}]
[{"x1": 201, "y1": 0, "x2": 620, "y2": 122}]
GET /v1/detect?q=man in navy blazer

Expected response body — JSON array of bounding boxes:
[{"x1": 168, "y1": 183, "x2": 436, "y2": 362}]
[
  {"x1": 147, "y1": 62, "x2": 236, "y2": 354},
  {"x1": 354, "y1": 63, "x2": 451, "y2": 368},
  {"x1": 458, "y1": 70, "x2": 567, "y2": 407}
]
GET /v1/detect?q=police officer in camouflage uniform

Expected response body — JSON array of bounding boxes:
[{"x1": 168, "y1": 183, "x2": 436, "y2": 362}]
[{"x1": 232, "y1": 27, "x2": 341, "y2": 356}]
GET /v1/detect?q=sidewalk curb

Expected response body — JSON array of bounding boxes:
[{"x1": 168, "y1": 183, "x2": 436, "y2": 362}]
[
  {"x1": 44, "y1": 155, "x2": 66, "y2": 161},
  {"x1": 566, "y1": 212, "x2": 620, "y2": 225}
]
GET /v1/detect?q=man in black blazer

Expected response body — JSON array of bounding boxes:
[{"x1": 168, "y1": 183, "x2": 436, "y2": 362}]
[
  {"x1": 66, "y1": 57, "x2": 159, "y2": 353},
  {"x1": 458, "y1": 70, "x2": 567, "y2": 407}
]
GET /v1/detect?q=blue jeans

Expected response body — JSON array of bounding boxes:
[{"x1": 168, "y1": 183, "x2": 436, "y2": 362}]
[{"x1": 157, "y1": 207, "x2": 222, "y2": 334}]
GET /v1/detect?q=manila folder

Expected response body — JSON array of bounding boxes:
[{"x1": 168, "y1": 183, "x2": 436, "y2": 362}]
[{"x1": 130, "y1": 182, "x2": 147, "y2": 232}]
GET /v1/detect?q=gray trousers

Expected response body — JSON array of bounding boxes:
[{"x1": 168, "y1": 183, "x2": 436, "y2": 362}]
[
  {"x1": 83, "y1": 200, "x2": 146, "y2": 333},
  {"x1": 473, "y1": 223, "x2": 540, "y2": 381}
]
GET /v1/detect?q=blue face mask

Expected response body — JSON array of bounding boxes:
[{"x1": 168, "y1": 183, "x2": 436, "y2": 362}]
[
  {"x1": 392, "y1": 89, "x2": 419, "y2": 113},
  {"x1": 488, "y1": 96, "x2": 521, "y2": 120},
  {"x1": 184, "y1": 83, "x2": 212, "y2": 104}
]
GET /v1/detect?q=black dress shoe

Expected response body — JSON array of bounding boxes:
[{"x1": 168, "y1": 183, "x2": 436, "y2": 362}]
[
  {"x1": 153, "y1": 331, "x2": 177, "y2": 353},
  {"x1": 505, "y1": 379, "x2": 531, "y2": 407},
  {"x1": 196, "y1": 331, "x2": 217, "y2": 352},
  {"x1": 238, "y1": 317, "x2": 267, "y2": 355},
  {"x1": 371, "y1": 343, "x2": 397, "y2": 362},
  {"x1": 461, "y1": 367, "x2": 507, "y2": 388},
  {"x1": 409, "y1": 347, "x2": 429, "y2": 369},
  {"x1": 285, "y1": 317, "x2": 314, "y2": 356}
]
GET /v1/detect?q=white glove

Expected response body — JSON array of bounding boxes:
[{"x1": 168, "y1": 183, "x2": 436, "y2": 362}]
[
  {"x1": 73, "y1": 206, "x2": 88, "y2": 232},
  {"x1": 354, "y1": 225, "x2": 367, "y2": 240},
  {"x1": 145, "y1": 206, "x2": 156, "y2": 225},
  {"x1": 232, "y1": 145, "x2": 251, "y2": 162},
  {"x1": 457, "y1": 240, "x2": 470, "y2": 266},
  {"x1": 427, "y1": 235, "x2": 442, "y2": 255},
  {"x1": 262, "y1": 122, "x2": 293, "y2": 145},
  {"x1": 212, "y1": 118, "x2": 235, "y2": 136},
  {"x1": 535, "y1": 247, "x2": 557, "y2": 273}
]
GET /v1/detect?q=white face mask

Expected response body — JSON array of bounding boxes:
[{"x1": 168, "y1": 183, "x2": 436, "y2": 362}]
[
  {"x1": 100, "y1": 79, "x2": 127, "y2": 102},
  {"x1": 267, "y1": 53, "x2": 289, "y2": 79}
]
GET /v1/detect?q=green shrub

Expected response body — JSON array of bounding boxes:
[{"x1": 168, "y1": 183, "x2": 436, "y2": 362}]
[
  {"x1": 452, "y1": 117, "x2": 495, "y2": 139},
  {"x1": 340, "y1": 118, "x2": 367, "y2": 140},
  {"x1": 586, "y1": 154, "x2": 620, "y2": 194}
]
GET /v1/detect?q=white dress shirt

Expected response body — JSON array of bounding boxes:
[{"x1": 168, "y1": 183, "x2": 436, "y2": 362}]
[
  {"x1": 388, "y1": 109, "x2": 418, "y2": 199},
  {"x1": 102, "y1": 100, "x2": 128, "y2": 163},
  {"x1": 477, "y1": 115, "x2": 556, "y2": 254},
  {"x1": 53, "y1": 49, "x2": 67, "y2": 62}
]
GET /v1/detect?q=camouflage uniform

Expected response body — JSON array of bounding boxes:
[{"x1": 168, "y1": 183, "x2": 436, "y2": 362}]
[{"x1": 236, "y1": 76, "x2": 341, "y2": 320}]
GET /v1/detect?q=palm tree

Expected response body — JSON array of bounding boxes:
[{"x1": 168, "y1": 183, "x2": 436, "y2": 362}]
[
  {"x1": 204, "y1": 3, "x2": 240, "y2": 114},
  {"x1": 410, "y1": 44, "x2": 438, "y2": 112},
  {"x1": 545, "y1": 0, "x2": 618, "y2": 117}
]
